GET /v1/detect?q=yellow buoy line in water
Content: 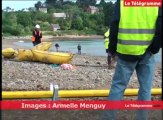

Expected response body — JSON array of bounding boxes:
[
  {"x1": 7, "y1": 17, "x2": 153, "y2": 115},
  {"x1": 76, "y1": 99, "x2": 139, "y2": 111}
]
[{"x1": 2, "y1": 84, "x2": 162, "y2": 99}]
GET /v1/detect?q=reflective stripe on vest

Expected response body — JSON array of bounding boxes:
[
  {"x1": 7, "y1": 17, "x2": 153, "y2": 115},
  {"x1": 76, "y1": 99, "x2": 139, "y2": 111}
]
[
  {"x1": 117, "y1": 0, "x2": 158, "y2": 55},
  {"x1": 104, "y1": 30, "x2": 110, "y2": 49},
  {"x1": 35, "y1": 31, "x2": 41, "y2": 36},
  {"x1": 119, "y1": 28, "x2": 155, "y2": 34},
  {"x1": 32, "y1": 31, "x2": 42, "y2": 42}
]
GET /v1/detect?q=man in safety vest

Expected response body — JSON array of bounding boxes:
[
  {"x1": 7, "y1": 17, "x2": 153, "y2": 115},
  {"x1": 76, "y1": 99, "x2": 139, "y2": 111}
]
[
  {"x1": 101, "y1": 0, "x2": 162, "y2": 120},
  {"x1": 32, "y1": 24, "x2": 42, "y2": 46},
  {"x1": 104, "y1": 29, "x2": 115, "y2": 69}
]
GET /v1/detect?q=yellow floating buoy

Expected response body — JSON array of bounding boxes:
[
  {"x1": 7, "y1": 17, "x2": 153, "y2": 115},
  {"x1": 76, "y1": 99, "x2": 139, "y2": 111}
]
[
  {"x1": 2, "y1": 48, "x2": 16, "y2": 58},
  {"x1": 32, "y1": 42, "x2": 53, "y2": 51}
]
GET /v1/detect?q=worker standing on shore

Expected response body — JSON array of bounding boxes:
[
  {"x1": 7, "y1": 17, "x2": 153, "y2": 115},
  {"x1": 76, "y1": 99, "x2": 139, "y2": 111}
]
[
  {"x1": 55, "y1": 43, "x2": 60, "y2": 52},
  {"x1": 104, "y1": 29, "x2": 114, "y2": 69},
  {"x1": 77, "y1": 44, "x2": 81, "y2": 55},
  {"x1": 31, "y1": 24, "x2": 42, "y2": 46},
  {"x1": 101, "y1": 0, "x2": 162, "y2": 120}
]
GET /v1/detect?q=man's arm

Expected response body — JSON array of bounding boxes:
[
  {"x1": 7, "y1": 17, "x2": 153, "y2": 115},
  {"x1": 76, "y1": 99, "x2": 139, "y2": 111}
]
[
  {"x1": 32, "y1": 30, "x2": 36, "y2": 37},
  {"x1": 38, "y1": 31, "x2": 42, "y2": 38},
  {"x1": 108, "y1": 0, "x2": 120, "y2": 55},
  {"x1": 40, "y1": 32, "x2": 42, "y2": 38},
  {"x1": 149, "y1": 7, "x2": 162, "y2": 54}
]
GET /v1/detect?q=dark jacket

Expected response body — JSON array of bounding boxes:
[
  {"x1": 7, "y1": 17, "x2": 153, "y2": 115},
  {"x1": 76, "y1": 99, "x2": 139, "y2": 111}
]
[
  {"x1": 108, "y1": 0, "x2": 162, "y2": 61},
  {"x1": 77, "y1": 45, "x2": 81, "y2": 50},
  {"x1": 55, "y1": 43, "x2": 59, "y2": 48},
  {"x1": 32, "y1": 30, "x2": 42, "y2": 43}
]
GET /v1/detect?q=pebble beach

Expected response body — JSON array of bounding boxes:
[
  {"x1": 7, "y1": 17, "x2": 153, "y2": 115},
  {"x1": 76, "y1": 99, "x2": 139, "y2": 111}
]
[{"x1": 2, "y1": 37, "x2": 162, "y2": 94}]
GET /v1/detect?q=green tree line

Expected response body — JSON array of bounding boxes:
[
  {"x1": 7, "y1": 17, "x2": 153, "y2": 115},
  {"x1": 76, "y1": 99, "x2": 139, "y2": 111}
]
[{"x1": 2, "y1": 0, "x2": 115, "y2": 36}]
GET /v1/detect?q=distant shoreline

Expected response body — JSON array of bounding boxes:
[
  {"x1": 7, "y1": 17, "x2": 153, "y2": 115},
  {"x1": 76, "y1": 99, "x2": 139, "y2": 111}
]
[{"x1": 3, "y1": 35, "x2": 103, "y2": 41}]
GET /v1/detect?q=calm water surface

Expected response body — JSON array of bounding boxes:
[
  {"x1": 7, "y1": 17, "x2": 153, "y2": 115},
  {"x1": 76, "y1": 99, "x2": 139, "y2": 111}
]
[{"x1": 14, "y1": 39, "x2": 162, "y2": 63}]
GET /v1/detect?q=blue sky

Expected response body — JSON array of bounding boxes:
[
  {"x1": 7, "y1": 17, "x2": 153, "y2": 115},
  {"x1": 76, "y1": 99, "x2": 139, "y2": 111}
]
[
  {"x1": 2, "y1": 0, "x2": 115, "y2": 11},
  {"x1": 2, "y1": 0, "x2": 46, "y2": 10}
]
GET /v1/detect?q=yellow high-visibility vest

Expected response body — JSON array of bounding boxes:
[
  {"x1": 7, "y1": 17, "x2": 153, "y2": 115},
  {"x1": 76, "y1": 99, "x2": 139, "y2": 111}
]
[
  {"x1": 117, "y1": 0, "x2": 158, "y2": 55},
  {"x1": 104, "y1": 30, "x2": 110, "y2": 49}
]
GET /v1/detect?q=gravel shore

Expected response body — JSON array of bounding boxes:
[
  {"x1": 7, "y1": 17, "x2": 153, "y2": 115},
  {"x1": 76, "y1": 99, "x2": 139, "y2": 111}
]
[
  {"x1": 2, "y1": 54, "x2": 162, "y2": 91},
  {"x1": 2, "y1": 38, "x2": 162, "y2": 98}
]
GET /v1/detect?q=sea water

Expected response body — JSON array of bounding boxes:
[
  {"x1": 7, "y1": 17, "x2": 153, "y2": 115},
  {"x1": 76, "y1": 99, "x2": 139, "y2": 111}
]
[{"x1": 14, "y1": 39, "x2": 162, "y2": 63}]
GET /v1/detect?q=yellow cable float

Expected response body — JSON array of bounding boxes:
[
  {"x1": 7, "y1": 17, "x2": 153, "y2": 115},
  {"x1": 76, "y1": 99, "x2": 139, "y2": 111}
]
[{"x1": 2, "y1": 88, "x2": 162, "y2": 99}]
